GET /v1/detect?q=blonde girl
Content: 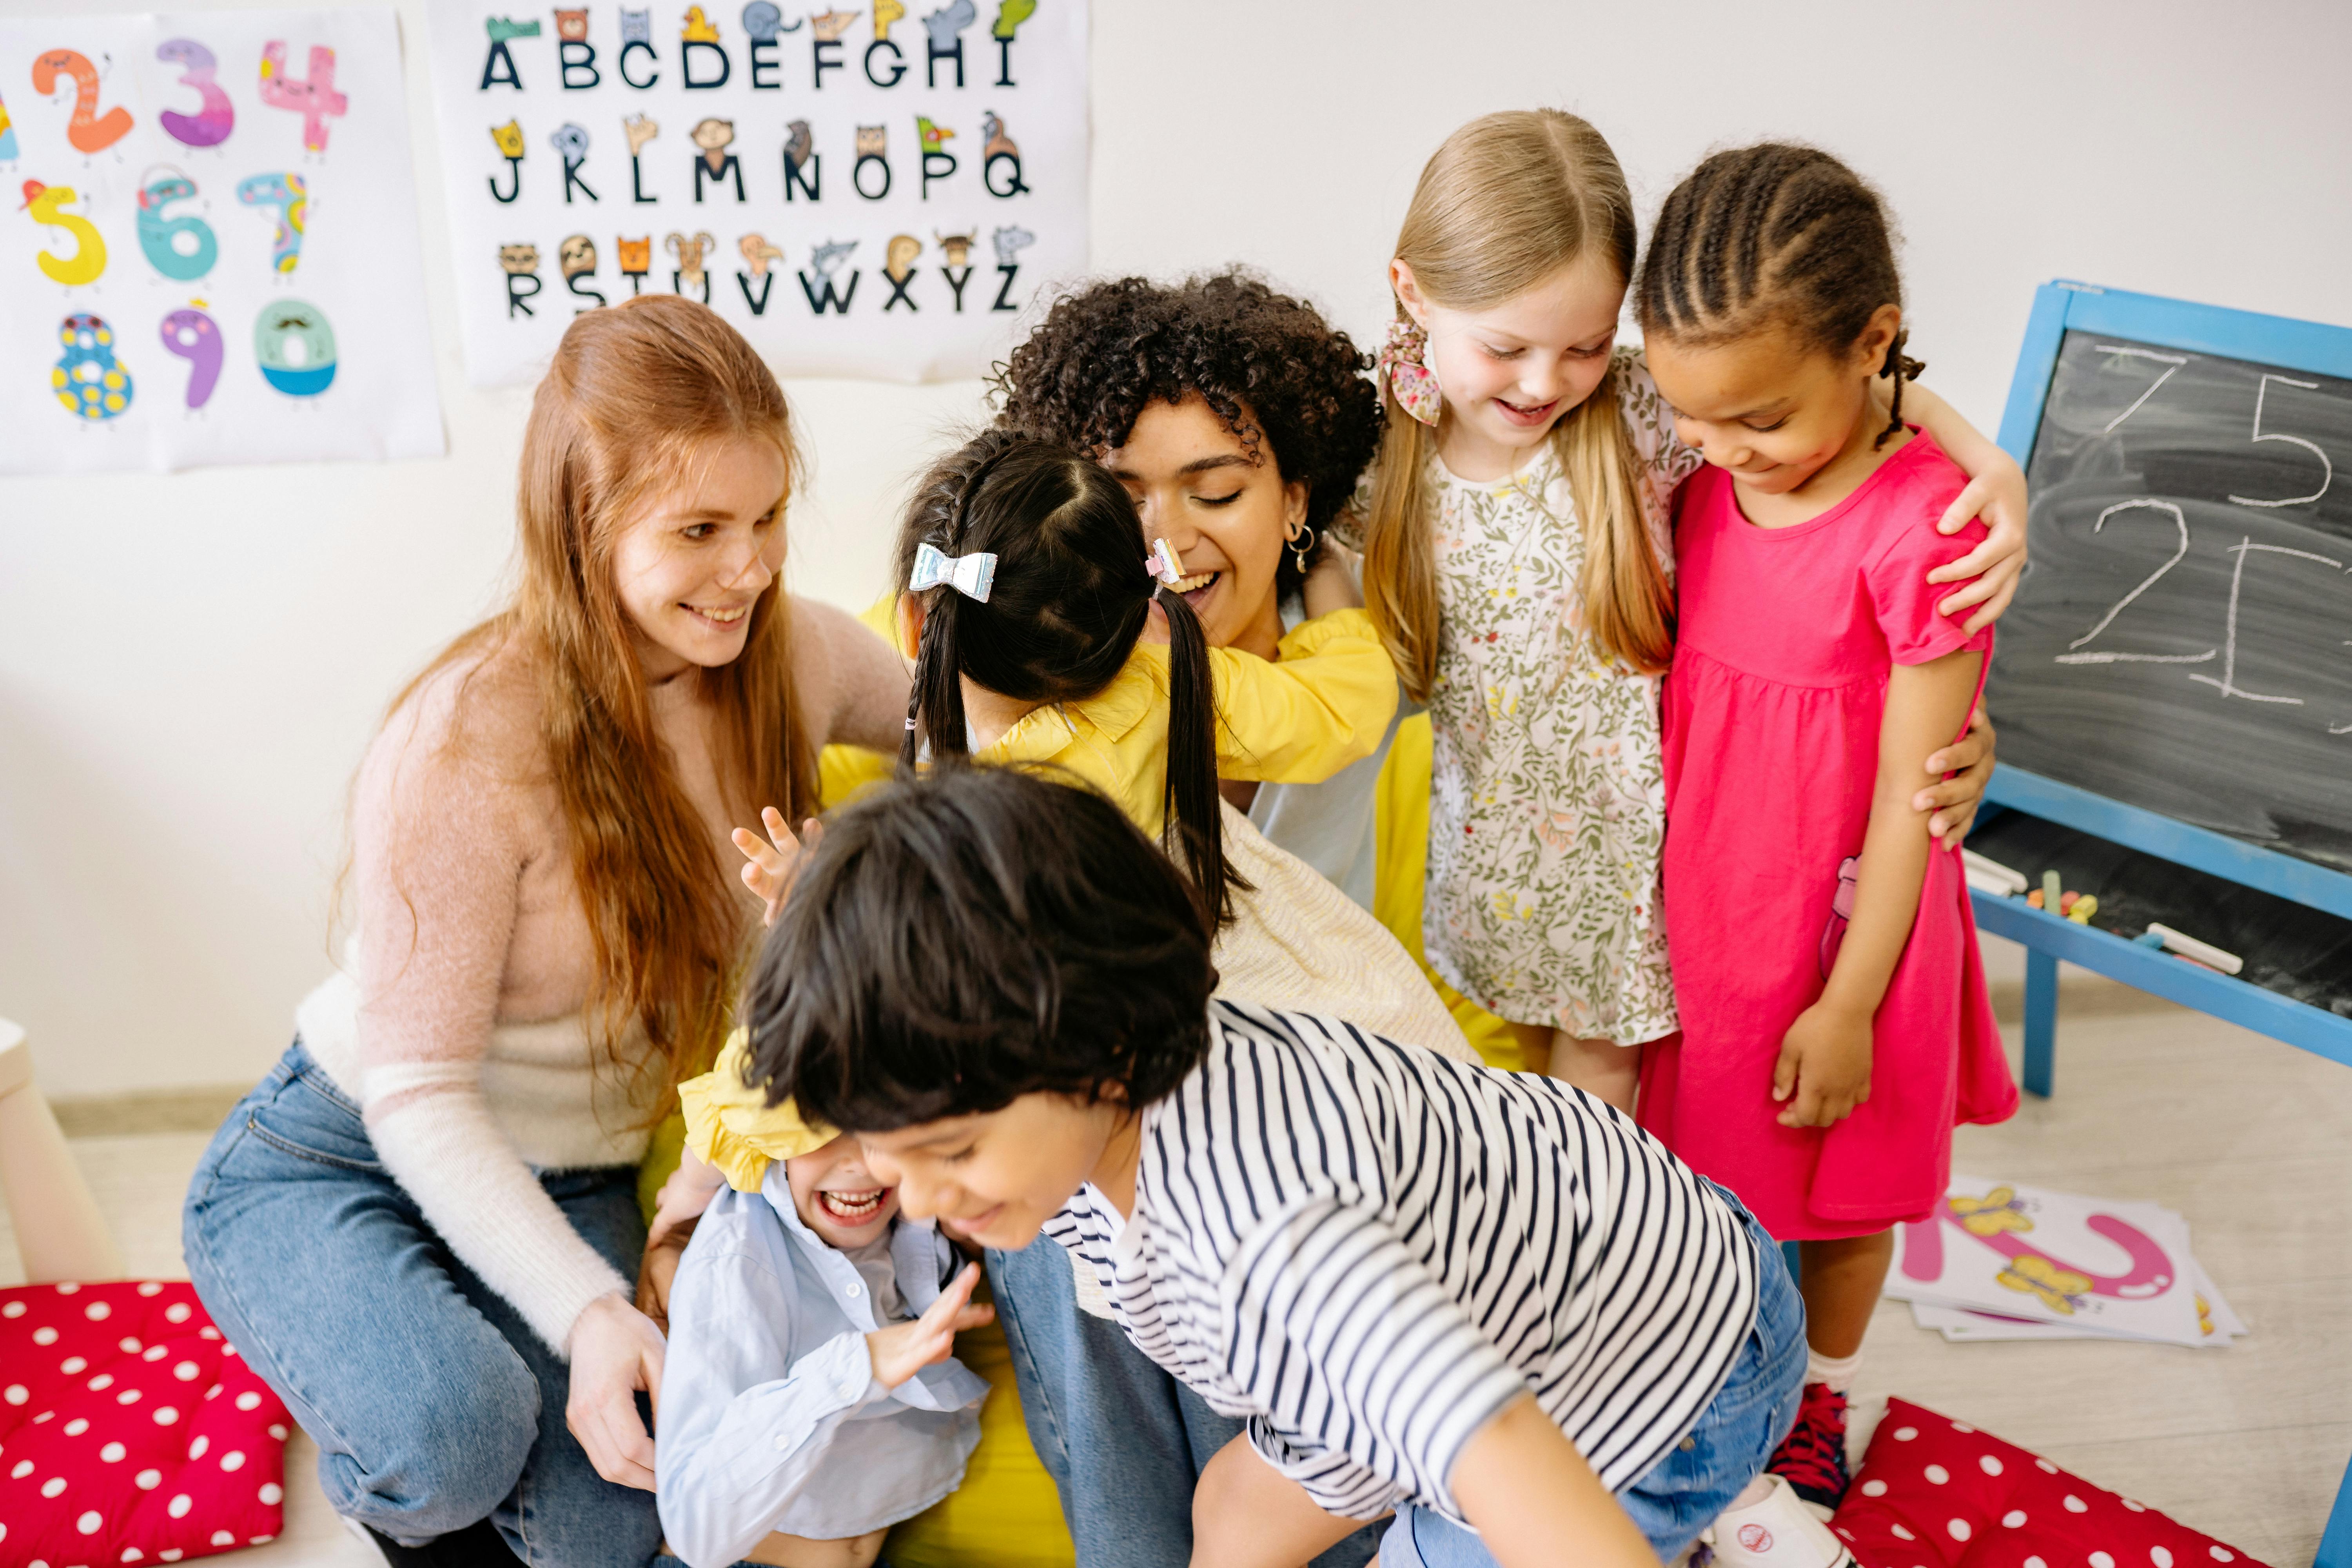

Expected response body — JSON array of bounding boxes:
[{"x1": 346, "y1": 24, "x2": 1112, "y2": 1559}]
[{"x1": 1354, "y1": 109, "x2": 2023, "y2": 1110}]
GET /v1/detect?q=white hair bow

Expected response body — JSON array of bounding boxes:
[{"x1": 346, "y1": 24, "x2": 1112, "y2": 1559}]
[{"x1": 909, "y1": 541, "x2": 997, "y2": 603}]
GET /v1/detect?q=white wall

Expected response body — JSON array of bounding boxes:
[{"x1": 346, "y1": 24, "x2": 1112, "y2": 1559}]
[{"x1": 5, "y1": 0, "x2": 2348, "y2": 1097}]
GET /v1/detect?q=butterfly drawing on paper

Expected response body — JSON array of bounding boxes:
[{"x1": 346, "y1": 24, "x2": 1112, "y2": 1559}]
[
  {"x1": 1947, "y1": 1185, "x2": 2033, "y2": 1238},
  {"x1": 1996, "y1": 1254, "x2": 2092, "y2": 1316}
]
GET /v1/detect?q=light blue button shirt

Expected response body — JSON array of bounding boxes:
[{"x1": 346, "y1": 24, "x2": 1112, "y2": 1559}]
[{"x1": 654, "y1": 1171, "x2": 989, "y2": 1568}]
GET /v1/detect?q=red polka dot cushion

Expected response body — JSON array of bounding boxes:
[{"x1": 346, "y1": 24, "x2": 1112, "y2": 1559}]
[
  {"x1": 0, "y1": 1281, "x2": 291, "y2": 1568},
  {"x1": 1830, "y1": 1397, "x2": 2268, "y2": 1568}
]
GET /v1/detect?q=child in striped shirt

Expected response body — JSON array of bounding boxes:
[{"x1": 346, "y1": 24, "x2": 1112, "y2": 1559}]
[{"x1": 736, "y1": 764, "x2": 1855, "y2": 1568}]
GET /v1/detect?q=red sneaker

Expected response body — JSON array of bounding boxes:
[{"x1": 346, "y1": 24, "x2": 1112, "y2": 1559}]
[{"x1": 1767, "y1": 1382, "x2": 1851, "y2": 1517}]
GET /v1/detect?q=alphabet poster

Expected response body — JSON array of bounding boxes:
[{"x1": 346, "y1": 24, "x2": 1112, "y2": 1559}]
[
  {"x1": 421, "y1": 0, "x2": 1087, "y2": 387},
  {"x1": 0, "y1": 9, "x2": 445, "y2": 475}
]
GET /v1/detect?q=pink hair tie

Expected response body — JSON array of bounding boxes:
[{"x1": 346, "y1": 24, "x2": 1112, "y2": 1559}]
[{"x1": 1377, "y1": 317, "x2": 1443, "y2": 427}]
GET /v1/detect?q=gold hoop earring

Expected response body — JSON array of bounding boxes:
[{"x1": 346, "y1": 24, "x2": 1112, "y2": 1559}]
[{"x1": 1290, "y1": 523, "x2": 1316, "y2": 576}]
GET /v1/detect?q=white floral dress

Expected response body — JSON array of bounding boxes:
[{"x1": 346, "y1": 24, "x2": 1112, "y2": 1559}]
[{"x1": 1366, "y1": 352, "x2": 1701, "y2": 1042}]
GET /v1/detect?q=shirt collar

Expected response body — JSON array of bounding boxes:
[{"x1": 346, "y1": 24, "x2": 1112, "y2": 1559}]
[{"x1": 979, "y1": 646, "x2": 1160, "y2": 760}]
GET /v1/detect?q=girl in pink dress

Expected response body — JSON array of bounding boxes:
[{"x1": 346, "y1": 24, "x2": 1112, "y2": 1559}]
[{"x1": 1633, "y1": 144, "x2": 2018, "y2": 1527}]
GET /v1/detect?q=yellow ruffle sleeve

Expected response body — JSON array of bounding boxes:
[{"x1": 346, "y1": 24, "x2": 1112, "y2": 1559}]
[
  {"x1": 1207, "y1": 606, "x2": 1401, "y2": 782},
  {"x1": 675, "y1": 1027, "x2": 839, "y2": 1193}
]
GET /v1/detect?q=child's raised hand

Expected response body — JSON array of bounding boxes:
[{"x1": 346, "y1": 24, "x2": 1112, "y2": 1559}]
[
  {"x1": 732, "y1": 807, "x2": 820, "y2": 927},
  {"x1": 866, "y1": 1261, "x2": 994, "y2": 1390},
  {"x1": 1772, "y1": 1001, "x2": 1874, "y2": 1128}
]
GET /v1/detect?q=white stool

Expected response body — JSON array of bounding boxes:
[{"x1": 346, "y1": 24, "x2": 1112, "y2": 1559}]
[{"x1": 0, "y1": 1016, "x2": 124, "y2": 1282}]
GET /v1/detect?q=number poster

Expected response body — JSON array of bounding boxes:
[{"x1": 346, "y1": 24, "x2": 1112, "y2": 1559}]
[
  {"x1": 421, "y1": 0, "x2": 1087, "y2": 387},
  {"x1": 0, "y1": 8, "x2": 445, "y2": 475}
]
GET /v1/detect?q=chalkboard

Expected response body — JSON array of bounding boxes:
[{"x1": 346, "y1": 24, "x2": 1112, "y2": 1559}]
[
  {"x1": 1987, "y1": 326, "x2": 2352, "y2": 873},
  {"x1": 1969, "y1": 812, "x2": 2352, "y2": 1018}
]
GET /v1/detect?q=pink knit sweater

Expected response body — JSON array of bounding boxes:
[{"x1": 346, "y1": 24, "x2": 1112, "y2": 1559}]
[{"x1": 294, "y1": 597, "x2": 907, "y2": 1352}]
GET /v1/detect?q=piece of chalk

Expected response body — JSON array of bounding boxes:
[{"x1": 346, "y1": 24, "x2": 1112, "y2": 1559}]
[
  {"x1": 2041, "y1": 870, "x2": 2063, "y2": 911},
  {"x1": 2066, "y1": 895, "x2": 2098, "y2": 925},
  {"x1": 2060, "y1": 889, "x2": 2079, "y2": 914},
  {"x1": 2145, "y1": 922, "x2": 2243, "y2": 976},
  {"x1": 1962, "y1": 850, "x2": 2027, "y2": 896},
  {"x1": 2134, "y1": 930, "x2": 2166, "y2": 949},
  {"x1": 2026, "y1": 889, "x2": 2044, "y2": 909}
]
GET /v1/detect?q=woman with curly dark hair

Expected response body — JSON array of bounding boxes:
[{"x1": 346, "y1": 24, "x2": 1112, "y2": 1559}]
[{"x1": 992, "y1": 270, "x2": 1401, "y2": 909}]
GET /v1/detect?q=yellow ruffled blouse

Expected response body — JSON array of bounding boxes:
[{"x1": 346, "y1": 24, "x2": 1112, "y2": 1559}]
[{"x1": 677, "y1": 604, "x2": 1401, "y2": 1191}]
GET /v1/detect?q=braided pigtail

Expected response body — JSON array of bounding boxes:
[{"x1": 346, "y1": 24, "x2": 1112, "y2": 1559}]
[
  {"x1": 1877, "y1": 328, "x2": 1926, "y2": 450},
  {"x1": 1154, "y1": 584, "x2": 1240, "y2": 929},
  {"x1": 900, "y1": 591, "x2": 969, "y2": 770}
]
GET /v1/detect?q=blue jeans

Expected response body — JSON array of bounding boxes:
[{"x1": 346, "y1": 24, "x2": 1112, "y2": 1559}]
[
  {"x1": 182, "y1": 1041, "x2": 664, "y2": 1568},
  {"x1": 986, "y1": 1240, "x2": 1379, "y2": 1568},
  {"x1": 1379, "y1": 1191, "x2": 1807, "y2": 1566}
]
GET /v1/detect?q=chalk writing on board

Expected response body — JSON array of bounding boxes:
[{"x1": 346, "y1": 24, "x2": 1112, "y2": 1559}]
[
  {"x1": 2053, "y1": 500, "x2": 2214, "y2": 664},
  {"x1": 1987, "y1": 329, "x2": 2352, "y2": 871},
  {"x1": 2228, "y1": 374, "x2": 2332, "y2": 508},
  {"x1": 2094, "y1": 345, "x2": 2185, "y2": 434}
]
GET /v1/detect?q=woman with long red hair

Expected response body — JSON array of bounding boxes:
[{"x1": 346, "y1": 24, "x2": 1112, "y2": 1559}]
[{"x1": 181, "y1": 298, "x2": 908, "y2": 1568}]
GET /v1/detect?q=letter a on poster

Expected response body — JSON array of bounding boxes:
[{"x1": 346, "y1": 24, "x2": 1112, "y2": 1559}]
[{"x1": 423, "y1": 0, "x2": 1088, "y2": 387}]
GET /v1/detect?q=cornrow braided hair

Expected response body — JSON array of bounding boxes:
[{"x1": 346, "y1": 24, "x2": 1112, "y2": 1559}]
[
  {"x1": 1637, "y1": 142, "x2": 1925, "y2": 448},
  {"x1": 893, "y1": 428, "x2": 1245, "y2": 927}
]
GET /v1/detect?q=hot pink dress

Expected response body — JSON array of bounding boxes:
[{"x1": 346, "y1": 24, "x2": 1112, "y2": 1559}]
[{"x1": 1639, "y1": 432, "x2": 2016, "y2": 1241}]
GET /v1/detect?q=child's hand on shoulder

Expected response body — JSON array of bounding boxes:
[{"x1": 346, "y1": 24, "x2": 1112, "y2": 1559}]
[
  {"x1": 1773, "y1": 1001, "x2": 1874, "y2": 1127},
  {"x1": 866, "y1": 1261, "x2": 994, "y2": 1390},
  {"x1": 1301, "y1": 541, "x2": 1364, "y2": 620},
  {"x1": 732, "y1": 807, "x2": 821, "y2": 927}
]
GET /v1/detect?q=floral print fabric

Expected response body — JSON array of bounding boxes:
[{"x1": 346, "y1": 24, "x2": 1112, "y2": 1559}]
[{"x1": 1356, "y1": 351, "x2": 1701, "y2": 1041}]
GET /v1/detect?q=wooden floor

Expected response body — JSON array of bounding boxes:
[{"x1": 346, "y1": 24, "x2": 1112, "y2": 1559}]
[{"x1": 4, "y1": 964, "x2": 2347, "y2": 1567}]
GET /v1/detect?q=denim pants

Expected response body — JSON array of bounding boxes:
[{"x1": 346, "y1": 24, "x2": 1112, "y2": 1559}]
[
  {"x1": 1379, "y1": 1189, "x2": 1808, "y2": 1567},
  {"x1": 986, "y1": 1240, "x2": 1380, "y2": 1568},
  {"x1": 182, "y1": 1041, "x2": 664, "y2": 1568}
]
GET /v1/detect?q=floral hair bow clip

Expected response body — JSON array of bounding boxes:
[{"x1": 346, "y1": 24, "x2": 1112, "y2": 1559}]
[
  {"x1": 910, "y1": 541, "x2": 997, "y2": 603},
  {"x1": 1146, "y1": 536, "x2": 1184, "y2": 587},
  {"x1": 1378, "y1": 316, "x2": 1443, "y2": 427}
]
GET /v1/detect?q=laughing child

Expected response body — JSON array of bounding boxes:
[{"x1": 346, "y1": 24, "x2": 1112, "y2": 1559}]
[{"x1": 654, "y1": 1087, "x2": 993, "y2": 1568}]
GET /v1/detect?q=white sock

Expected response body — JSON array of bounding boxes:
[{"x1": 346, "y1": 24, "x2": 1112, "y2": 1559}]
[{"x1": 1805, "y1": 1347, "x2": 1862, "y2": 1393}]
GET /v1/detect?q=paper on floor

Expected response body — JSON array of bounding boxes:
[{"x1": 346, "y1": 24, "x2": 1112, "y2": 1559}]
[{"x1": 1885, "y1": 1177, "x2": 2242, "y2": 1349}]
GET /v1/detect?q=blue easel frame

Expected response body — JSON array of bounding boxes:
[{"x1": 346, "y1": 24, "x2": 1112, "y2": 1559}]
[{"x1": 1986, "y1": 281, "x2": 2352, "y2": 1568}]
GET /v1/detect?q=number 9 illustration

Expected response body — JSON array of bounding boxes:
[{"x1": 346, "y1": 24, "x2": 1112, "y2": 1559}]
[
  {"x1": 255, "y1": 299, "x2": 336, "y2": 396},
  {"x1": 136, "y1": 168, "x2": 218, "y2": 281},
  {"x1": 161, "y1": 306, "x2": 223, "y2": 408},
  {"x1": 53, "y1": 313, "x2": 133, "y2": 420},
  {"x1": 236, "y1": 172, "x2": 309, "y2": 275}
]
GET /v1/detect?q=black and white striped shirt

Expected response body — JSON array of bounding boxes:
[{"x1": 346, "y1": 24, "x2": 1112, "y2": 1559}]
[{"x1": 1042, "y1": 1001, "x2": 1760, "y2": 1523}]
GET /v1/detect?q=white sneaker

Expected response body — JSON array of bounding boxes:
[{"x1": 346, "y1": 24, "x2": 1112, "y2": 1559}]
[{"x1": 1702, "y1": 1475, "x2": 1858, "y2": 1568}]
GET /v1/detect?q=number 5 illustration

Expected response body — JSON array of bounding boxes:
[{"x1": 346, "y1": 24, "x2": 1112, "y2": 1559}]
[{"x1": 2229, "y1": 374, "x2": 2332, "y2": 509}]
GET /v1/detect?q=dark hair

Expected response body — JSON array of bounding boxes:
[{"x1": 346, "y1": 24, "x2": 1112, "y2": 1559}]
[
  {"x1": 745, "y1": 765, "x2": 1217, "y2": 1131},
  {"x1": 989, "y1": 271, "x2": 1382, "y2": 602},
  {"x1": 1637, "y1": 143, "x2": 1925, "y2": 448},
  {"x1": 894, "y1": 429, "x2": 1242, "y2": 926}
]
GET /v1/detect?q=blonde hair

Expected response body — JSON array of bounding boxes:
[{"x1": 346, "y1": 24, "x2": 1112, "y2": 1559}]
[
  {"x1": 383, "y1": 296, "x2": 816, "y2": 1117},
  {"x1": 1363, "y1": 109, "x2": 1672, "y2": 701}
]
